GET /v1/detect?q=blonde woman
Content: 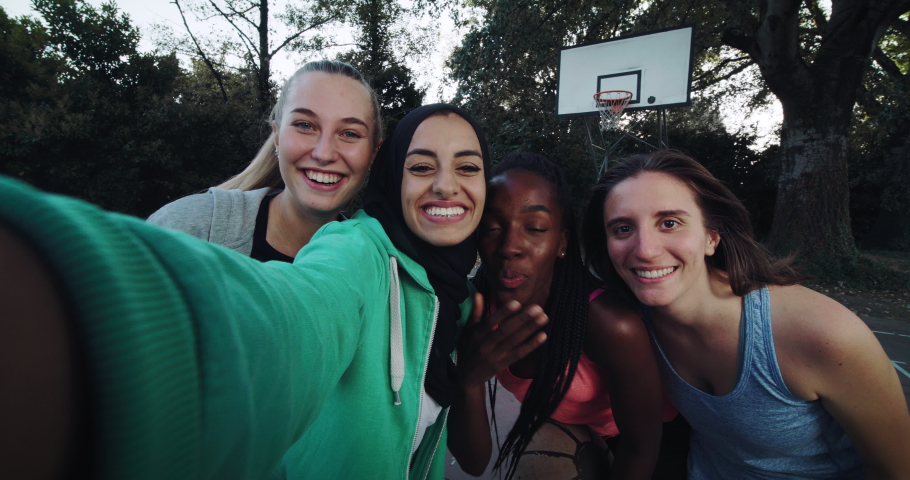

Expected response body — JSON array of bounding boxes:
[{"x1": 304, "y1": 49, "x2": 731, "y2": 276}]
[{"x1": 148, "y1": 60, "x2": 382, "y2": 261}]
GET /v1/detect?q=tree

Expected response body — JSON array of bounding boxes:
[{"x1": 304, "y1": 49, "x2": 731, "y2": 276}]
[
  {"x1": 848, "y1": 18, "x2": 910, "y2": 250},
  {"x1": 0, "y1": 2, "x2": 265, "y2": 217},
  {"x1": 169, "y1": 0, "x2": 350, "y2": 118},
  {"x1": 0, "y1": 0, "x2": 181, "y2": 213},
  {"x1": 338, "y1": 0, "x2": 425, "y2": 133},
  {"x1": 719, "y1": 0, "x2": 910, "y2": 263},
  {"x1": 0, "y1": 7, "x2": 57, "y2": 102}
]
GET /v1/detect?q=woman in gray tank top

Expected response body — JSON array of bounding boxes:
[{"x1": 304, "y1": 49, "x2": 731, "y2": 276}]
[{"x1": 582, "y1": 150, "x2": 910, "y2": 478}]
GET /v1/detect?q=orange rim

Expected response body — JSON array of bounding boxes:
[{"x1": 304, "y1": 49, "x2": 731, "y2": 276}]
[{"x1": 594, "y1": 90, "x2": 633, "y2": 113}]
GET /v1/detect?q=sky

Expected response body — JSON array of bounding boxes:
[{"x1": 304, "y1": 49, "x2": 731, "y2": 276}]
[
  {"x1": 2, "y1": 0, "x2": 464, "y2": 102},
  {"x1": 2, "y1": 0, "x2": 782, "y2": 147}
]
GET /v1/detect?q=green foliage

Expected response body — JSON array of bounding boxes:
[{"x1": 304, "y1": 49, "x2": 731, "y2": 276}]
[
  {"x1": 0, "y1": 9, "x2": 56, "y2": 99},
  {"x1": 338, "y1": 0, "x2": 425, "y2": 134},
  {"x1": 801, "y1": 250, "x2": 910, "y2": 290},
  {"x1": 0, "y1": 0, "x2": 440, "y2": 219},
  {"x1": 0, "y1": 2, "x2": 266, "y2": 217},
  {"x1": 848, "y1": 24, "x2": 910, "y2": 251},
  {"x1": 34, "y1": 0, "x2": 140, "y2": 78}
]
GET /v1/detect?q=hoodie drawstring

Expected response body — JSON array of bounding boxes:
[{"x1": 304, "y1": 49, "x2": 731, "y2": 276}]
[{"x1": 389, "y1": 256, "x2": 404, "y2": 405}]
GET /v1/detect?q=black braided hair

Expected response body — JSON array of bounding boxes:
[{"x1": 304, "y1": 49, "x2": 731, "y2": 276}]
[{"x1": 471, "y1": 152, "x2": 595, "y2": 479}]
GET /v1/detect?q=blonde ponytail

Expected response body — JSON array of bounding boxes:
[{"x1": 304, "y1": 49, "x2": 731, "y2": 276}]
[{"x1": 217, "y1": 132, "x2": 283, "y2": 191}]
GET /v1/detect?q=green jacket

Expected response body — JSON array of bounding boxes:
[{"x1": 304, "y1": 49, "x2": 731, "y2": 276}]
[
  {"x1": 272, "y1": 211, "x2": 471, "y2": 479},
  {"x1": 0, "y1": 177, "x2": 468, "y2": 480}
]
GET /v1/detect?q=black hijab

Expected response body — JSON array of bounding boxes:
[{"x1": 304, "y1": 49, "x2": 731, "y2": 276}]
[{"x1": 364, "y1": 104, "x2": 490, "y2": 408}]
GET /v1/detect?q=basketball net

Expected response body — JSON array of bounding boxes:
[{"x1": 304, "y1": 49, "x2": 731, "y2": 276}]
[{"x1": 594, "y1": 90, "x2": 632, "y2": 131}]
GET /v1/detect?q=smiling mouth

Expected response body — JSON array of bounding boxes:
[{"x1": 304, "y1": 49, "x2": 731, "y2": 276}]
[
  {"x1": 423, "y1": 206, "x2": 466, "y2": 217},
  {"x1": 633, "y1": 267, "x2": 676, "y2": 279},
  {"x1": 304, "y1": 170, "x2": 343, "y2": 185}
]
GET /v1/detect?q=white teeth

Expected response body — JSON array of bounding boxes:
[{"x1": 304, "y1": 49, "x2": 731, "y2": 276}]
[
  {"x1": 634, "y1": 267, "x2": 675, "y2": 279},
  {"x1": 305, "y1": 170, "x2": 342, "y2": 184},
  {"x1": 424, "y1": 206, "x2": 466, "y2": 217}
]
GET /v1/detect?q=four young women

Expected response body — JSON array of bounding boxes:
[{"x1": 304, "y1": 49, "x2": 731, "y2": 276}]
[{"x1": 0, "y1": 59, "x2": 907, "y2": 479}]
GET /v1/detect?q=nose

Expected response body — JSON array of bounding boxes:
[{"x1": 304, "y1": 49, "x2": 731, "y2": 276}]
[
  {"x1": 432, "y1": 164, "x2": 459, "y2": 198},
  {"x1": 311, "y1": 132, "x2": 338, "y2": 165},
  {"x1": 632, "y1": 228, "x2": 661, "y2": 261},
  {"x1": 496, "y1": 225, "x2": 523, "y2": 259}
]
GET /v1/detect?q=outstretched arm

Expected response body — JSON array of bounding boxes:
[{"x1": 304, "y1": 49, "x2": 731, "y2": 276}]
[
  {"x1": 772, "y1": 286, "x2": 910, "y2": 479},
  {"x1": 585, "y1": 291, "x2": 663, "y2": 480},
  {"x1": 447, "y1": 293, "x2": 548, "y2": 476},
  {"x1": 0, "y1": 176, "x2": 382, "y2": 479}
]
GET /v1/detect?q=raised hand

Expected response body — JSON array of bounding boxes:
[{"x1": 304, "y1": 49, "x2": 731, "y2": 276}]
[{"x1": 458, "y1": 292, "x2": 548, "y2": 386}]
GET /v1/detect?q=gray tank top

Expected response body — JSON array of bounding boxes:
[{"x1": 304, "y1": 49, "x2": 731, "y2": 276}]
[{"x1": 646, "y1": 286, "x2": 865, "y2": 479}]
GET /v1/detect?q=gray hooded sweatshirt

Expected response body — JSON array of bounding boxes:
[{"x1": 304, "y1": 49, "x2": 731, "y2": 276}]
[{"x1": 147, "y1": 187, "x2": 277, "y2": 256}]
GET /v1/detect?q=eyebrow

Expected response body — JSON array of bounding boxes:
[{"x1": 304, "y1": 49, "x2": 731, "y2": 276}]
[
  {"x1": 406, "y1": 148, "x2": 437, "y2": 159},
  {"x1": 455, "y1": 150, "x2": 483, "y2": 159},
  {"x1": 486, "y1": 204, "x2": 551, "y2": 215},
  {"x1": 657, "y1": 209, "x2": 690, "y2": 217},
  {"x1": 604, "y1": 209, "x2": 691, "y2": 228},
  {"x1": 521, "y1": 204, "x2": 551, "y2": 214},
  {"x1": 406, "y1": 148, "x2": 484, "y2": 160},
  {"x1": 289, "y1": 108, "x2": 370, "y2": 129}
]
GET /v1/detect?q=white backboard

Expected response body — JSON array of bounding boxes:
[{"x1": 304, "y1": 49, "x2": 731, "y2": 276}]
[{"x1": 556, "y1": 25, "x2": 694, "y2": 116}]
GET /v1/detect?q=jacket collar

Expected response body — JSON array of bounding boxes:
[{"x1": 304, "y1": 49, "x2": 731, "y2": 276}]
[{"x1": 352, "y1": 210, "x2": 434, "y2": 292}]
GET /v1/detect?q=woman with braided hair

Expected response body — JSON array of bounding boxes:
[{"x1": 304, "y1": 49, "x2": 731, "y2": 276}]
[{"x1": 454, "y1": 152, "x2": 686, "y2": 480}]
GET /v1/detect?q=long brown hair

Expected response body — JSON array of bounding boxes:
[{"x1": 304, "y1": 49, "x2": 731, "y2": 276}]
[{"x1": 582, "y1": 150, "x2": 807, "y2": 297}]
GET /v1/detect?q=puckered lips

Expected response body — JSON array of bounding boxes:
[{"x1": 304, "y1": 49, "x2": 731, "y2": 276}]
[
  {"x1": 302, "y1": 167, "x2": 347, "y2": 192},
  {"x1": 631, "y1": 266, "x2": 677, "y2": 283},
  {"x1": 497, "y1": 268, "x2": 528, "y2": 289},
  {"x1": 419, "y1": 200, "x2": 468, "y2": 224}
]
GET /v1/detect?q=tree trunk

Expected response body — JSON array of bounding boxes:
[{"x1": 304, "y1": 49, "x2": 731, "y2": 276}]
[
  {"x1": 719, "y1": 0, "x2": 910, "y2": 265},
  {"x1": 768, "y1": 106, "x2": 856, "y2": 259},
  {"x1": 257, "y1": 0, "x2": 272, "y2": 119}
]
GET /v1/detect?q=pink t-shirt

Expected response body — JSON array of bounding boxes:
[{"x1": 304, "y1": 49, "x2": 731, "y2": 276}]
[{"x1": 495, "y1": 288, "x2": 677, "y2": 437}]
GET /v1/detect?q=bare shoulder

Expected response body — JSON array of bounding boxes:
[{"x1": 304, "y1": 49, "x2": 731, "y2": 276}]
[
  {"x1": 586, "y1": 289, "x2": 645, "y2": 342},
  {"x1": 769, "y1": 284, "x2": 888, "y2": 398},
  {"x1": 768, "y1": 284, "x2": 869, "y2": 343},
  {"x1": 585, "y1": 288, "x2": 661, "y2": 396},
  {"x1": 768, "y1": 288, "x2": 910, "y2": 472}
]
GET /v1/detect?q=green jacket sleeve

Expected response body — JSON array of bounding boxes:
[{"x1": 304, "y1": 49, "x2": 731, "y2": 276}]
[{"x1": 0, "y1": 176, "x2": 384, "y2": 480}]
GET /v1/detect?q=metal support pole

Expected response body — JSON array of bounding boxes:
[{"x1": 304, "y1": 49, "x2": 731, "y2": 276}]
[
  {"x1": 583, "y1": 116, "x2": 602, "y2": 172},
  {"x1": 586, "y1": 108, "x2": 670, "y2": 179}
]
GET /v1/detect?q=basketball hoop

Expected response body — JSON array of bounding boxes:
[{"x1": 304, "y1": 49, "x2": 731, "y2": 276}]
[{"x1": 593, "y1": 90, "x2": 632, "y2": 131}]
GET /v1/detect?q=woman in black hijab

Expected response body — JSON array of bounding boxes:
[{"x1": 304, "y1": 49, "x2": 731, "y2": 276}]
[
  {"x1": 0, "y1": 104, "x2": 546, "y2": 480},
  {"x1": 365, "y1": 104, "x2": 487, "y2": 409}
]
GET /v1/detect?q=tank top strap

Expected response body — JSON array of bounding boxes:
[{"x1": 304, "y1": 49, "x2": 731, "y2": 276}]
[{"x1": 742, "y1": 285, "x2": 793, "y2": 398}]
